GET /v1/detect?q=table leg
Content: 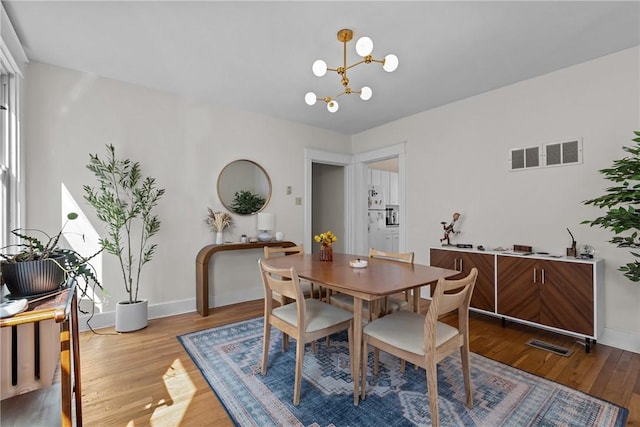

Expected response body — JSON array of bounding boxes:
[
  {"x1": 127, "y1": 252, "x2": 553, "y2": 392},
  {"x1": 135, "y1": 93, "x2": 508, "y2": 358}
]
[
  {"x1": 353, "y1": 297, "x2": 362, "y2": 406},
  {"x1": 412, "y1": 287, "x2": 420, "y2": 313}
]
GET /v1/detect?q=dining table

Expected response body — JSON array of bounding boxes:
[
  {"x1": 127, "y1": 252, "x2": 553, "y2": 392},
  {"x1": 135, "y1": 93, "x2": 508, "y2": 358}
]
[{"x1": 262, "y1": 251, "x2": 459, "y2": 405}]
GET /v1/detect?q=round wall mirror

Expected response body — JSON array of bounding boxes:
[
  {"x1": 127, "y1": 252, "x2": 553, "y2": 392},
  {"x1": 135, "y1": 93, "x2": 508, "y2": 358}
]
[{"x1": 217, "y1": 159, "x2": 272, "y2": 215}]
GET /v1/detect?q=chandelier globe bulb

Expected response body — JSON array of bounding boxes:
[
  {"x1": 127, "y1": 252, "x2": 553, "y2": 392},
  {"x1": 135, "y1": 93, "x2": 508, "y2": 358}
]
[
  {"x1": 312, "y1": 59, "x2": 327, "y2": 77},
  {"x1": 327, "y1": 100, "x2": 339, "y2": 113},
  {"x1": 360, "y1": 86, "x2": 372, "y2": 101},
  {"x1": 383, "y1": 54, "x2": 399, "y2": 72},
  {"x1": 355, "y1": 36, "x2": 374, "y2": 57},
  {"x1": 305, "y1": 92, "x2": 317, "y2": 106}
]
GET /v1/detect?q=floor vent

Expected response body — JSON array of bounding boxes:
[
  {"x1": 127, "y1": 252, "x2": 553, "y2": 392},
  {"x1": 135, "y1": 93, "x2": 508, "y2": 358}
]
[{"x1": 525, "y1": 339, "x2": 573, "y2": 357}]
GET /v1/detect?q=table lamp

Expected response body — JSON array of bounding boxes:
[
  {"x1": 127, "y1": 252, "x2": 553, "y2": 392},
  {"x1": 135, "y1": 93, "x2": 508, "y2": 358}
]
[{"x1": 257, "y1": 212, "x2": 275, "y2": 242}]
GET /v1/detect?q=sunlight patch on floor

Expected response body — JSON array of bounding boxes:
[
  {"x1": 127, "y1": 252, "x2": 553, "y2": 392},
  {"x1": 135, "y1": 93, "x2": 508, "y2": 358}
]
[{"x1": 149, "y1": 358, "x2": 195, "y2": 426}]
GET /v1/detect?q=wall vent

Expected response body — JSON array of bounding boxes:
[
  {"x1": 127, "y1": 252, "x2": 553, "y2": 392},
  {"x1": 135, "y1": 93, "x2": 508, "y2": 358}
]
[
  {"x1": 544, "y1": 138, "x2": 582, "y2": 167},
  {"x1": 509, "y1": 138, "x2": 582, "y2": 172},
  {"x1": 509, "y1": 146, "x2": 540, "y2": 171}
]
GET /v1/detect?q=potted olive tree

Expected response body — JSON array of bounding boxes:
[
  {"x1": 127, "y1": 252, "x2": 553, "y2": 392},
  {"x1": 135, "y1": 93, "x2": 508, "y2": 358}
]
[
  {"x1": 0, "y1": 212, "x2": 104, "y2": 303},
  {"x1": 84, "y1": 144, "x2": 165, "y2": 332},
  {"x1": 583, "y1": 131, "x2": 640, "y2": 281}
]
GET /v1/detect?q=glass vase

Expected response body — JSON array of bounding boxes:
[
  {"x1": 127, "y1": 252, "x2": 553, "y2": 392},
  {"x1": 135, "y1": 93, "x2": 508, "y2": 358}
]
[{"x1": 319, "y1": 243, "x2": 333, "y2": 261}]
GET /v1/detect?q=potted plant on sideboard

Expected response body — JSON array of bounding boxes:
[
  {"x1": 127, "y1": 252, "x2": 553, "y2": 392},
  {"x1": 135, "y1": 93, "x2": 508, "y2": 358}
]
[
  {"x1": 0, "y1": 212, "x2": 104, "y2": 303},
  {"x1": 84, "y1": 144, "x2": 165, "y2": 332}
]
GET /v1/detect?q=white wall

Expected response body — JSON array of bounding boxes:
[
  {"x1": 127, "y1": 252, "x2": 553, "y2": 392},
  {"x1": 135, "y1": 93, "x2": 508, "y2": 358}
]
[
  {"x1": 23, "y1": 62, "x2": 351, "y2": 326},
  {"x1": 352, "y1": 47, "x2": 640, "y2": 352}
]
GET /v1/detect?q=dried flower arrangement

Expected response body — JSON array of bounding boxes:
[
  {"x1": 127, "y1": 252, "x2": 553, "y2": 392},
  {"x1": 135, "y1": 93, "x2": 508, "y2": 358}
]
[{"x1": 206, "y1": 208, "x2": 232, "y2": 232}]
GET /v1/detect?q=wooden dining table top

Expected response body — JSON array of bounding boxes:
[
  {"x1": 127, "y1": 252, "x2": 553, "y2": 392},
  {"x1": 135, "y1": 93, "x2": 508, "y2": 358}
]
[{"x1": 262, "y1": 252, "x2": 459, "y2": 300}]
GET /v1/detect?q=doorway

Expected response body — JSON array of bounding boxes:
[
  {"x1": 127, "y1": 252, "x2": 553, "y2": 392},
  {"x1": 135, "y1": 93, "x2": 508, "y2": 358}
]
[{"x1": 312, "y1": 163, "x2": 345, "y2": 254}]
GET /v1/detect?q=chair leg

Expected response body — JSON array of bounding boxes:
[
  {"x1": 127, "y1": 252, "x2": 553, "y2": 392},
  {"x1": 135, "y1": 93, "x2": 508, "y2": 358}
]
[
  {"x1": 293, "y1": 337, "x2": 305, "y2": 406},
  {"x1": 282, "y1": 331, "x2": 289, "y2": 352},
  {"x1": 361, "y1": 337, "x2": 368, "y2": 400},
  {"x1": 373, "y1": 348, "x2": 380, "y2": 376},
  {"x1": 460, "y1": 346, "x2": 473, "y2": 408},
  {"x1": 425, "y1": 355, "x2": 440, "y2": 427},
  {"x1": 261, "y1": 322, "x2": 271, "y2": 375}
]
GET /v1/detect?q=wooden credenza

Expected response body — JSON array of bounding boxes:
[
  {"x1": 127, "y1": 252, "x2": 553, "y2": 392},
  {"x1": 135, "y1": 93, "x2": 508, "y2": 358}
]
[
  {"x1": 195, "y1": 241, "x2": 297, "y2": 316},
  {"x1": 430, "y1": 247, "x2": 604, "y2": 352}
]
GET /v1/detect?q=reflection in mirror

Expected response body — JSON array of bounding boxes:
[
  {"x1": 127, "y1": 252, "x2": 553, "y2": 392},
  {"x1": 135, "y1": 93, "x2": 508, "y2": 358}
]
[{"x1": 217, "y1": 159, "x2": 271, "y2": 215}]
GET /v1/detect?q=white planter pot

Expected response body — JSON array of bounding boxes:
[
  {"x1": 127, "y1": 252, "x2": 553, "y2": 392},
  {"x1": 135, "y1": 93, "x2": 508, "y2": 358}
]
[
  {"x1": 115, "y1": 299, "x2": 148, "y2": 332},
  {"x1": 216, "y1": 232, "x2": 224, "y2": 244}
]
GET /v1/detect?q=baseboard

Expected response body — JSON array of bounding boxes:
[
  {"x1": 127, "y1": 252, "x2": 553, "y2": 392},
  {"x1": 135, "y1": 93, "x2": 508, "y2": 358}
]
[
  {"x1": 78, "y1": 298, "x2": 196, "y2": 332},
  {"x1": 78, "y1": 291, "x2": 263, "y2": 332},
  {"x1": 598, "y1": 327, "x2": 640, "y2": 353}
]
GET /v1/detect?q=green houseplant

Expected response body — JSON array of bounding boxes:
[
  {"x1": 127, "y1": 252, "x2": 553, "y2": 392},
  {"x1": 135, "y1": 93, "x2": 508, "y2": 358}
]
[
  {"x1": 0, "y1": 212, "x2": 104, "y2": 304},
  {"x1": 583, "y1": 131, "x2": 640, "y2": 282},
  {"x1": 230, "y1": 190, "x2": 266, "y2": 214},
  {"x1": 84, "y1": 144, "x2": 165, "y2": 332}
]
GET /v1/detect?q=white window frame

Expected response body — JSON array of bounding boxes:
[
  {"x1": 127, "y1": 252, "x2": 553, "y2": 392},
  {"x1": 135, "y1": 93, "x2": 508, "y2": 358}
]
[{"x1": 1, "y1": 3, "x2": 27, "y2": 250}]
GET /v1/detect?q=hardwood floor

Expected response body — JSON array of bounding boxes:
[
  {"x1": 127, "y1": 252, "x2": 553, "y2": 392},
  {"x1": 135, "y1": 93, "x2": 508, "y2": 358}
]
[{"x1": 21, "y1": 299, "x2": 640, "y2": 426}]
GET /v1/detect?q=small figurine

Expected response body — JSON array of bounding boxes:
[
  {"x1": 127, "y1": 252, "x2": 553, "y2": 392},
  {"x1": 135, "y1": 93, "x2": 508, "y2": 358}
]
[{"x1": 440, "y1": 212, "x2": 461, "y2": 245}]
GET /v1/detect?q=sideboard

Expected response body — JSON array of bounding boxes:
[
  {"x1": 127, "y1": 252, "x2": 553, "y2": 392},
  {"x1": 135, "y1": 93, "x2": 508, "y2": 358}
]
[
  {"x1": 195, "y1": 241, "x2": 297, "y2": 316},
  {"x1": 430, "y1": 247, "x2": 604, "y2": 352}
]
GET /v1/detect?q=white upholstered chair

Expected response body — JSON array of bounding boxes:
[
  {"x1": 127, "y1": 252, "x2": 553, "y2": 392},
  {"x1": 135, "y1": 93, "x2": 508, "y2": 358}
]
[
  {"x1": 361, "y1": 268, "x2": 478, "y2": 427},
  {"x1": 258, "y1": 259, "x2": 354, "y2": 406}
]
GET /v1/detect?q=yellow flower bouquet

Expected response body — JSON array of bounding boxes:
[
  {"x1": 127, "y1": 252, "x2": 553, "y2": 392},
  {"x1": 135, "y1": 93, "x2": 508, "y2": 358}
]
[
  {"x1": 314, "y1": 230, "x2": 336, "y2": 261},
  {"x1": 314, "y1": 230, "x2": 337, "y2": 246}
]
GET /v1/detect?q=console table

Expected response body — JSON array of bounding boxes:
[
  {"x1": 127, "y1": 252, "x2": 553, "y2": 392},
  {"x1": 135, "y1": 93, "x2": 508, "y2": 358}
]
[{"x1": 195, "y1": 241, "x2": 297, "y2": 316}]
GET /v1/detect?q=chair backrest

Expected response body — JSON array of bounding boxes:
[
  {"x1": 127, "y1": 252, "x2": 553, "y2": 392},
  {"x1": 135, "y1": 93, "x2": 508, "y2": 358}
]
[
  {"x1": 368, "y1": 248, "x2": 414, "y2": 264},
  {"x1": 264, "y1": 244, "x2": 305, "y2": 259},
  {"x1": 258, "y1": 259, "x2": 304, "y2": 305},
  {"x1": 423, "y1": 268, "x2": 478, "y2": 348}
]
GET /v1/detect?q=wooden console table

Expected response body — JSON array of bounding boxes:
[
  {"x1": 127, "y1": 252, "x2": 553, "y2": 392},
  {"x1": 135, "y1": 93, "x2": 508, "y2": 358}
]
[
  {"x1": 195, "y1": 241, "x2": 296, "y2": 316},
  {"x1": 1, "y1": 282, "x2": 82, "y2": 426}
]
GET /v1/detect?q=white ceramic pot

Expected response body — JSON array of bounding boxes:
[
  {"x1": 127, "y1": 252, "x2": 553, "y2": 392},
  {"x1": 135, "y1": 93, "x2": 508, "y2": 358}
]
[
  {"x1": 115, "y1": 299, "x2": 148, "y2": 332},
  {"x1": 216, "y1": 232, "x2": 224, "y2": 244}
]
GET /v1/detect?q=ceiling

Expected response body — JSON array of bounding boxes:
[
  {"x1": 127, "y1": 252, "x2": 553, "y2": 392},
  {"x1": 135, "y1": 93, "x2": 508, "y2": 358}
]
[{"x1": 3, "y1": 1, "x2": 639, "y2": 135}]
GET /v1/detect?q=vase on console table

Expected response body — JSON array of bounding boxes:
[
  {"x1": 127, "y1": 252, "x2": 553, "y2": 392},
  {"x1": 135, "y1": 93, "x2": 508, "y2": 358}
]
[{"x1": 216, "y1": 232, "x2": 224, "y2": 245}]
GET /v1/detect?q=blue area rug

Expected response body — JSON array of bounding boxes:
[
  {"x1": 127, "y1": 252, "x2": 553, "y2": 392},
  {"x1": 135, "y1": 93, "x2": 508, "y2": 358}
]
[{"x1": 178, "y1": 317, "x2": 628, "y2": 427}]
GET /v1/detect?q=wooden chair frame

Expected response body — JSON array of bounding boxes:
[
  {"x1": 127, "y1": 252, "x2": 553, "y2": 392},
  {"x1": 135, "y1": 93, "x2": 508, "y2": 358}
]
[
  {"x1": 361, "y1": 268, "x2": 478, "y2": 427},
  {"x1": 259, "y1": 259, "x2": 354, "y2": 406}
]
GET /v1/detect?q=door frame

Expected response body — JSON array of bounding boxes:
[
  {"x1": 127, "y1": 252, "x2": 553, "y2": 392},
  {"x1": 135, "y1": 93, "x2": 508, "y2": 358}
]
[
  {"x1": 304, "y1": 149, "x2": 354, "y2": 253},
  {"x1": 354, "y1": 142, "x2": 407, "y2": 255}
]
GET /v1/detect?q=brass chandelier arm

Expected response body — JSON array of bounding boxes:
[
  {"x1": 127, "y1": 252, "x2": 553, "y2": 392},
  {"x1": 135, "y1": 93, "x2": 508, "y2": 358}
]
[{"x1": 306, "y1": 28, "x2": 397, "y2": 112}]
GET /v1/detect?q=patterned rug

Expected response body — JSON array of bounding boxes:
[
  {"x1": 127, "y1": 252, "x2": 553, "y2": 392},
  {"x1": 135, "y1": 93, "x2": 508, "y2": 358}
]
[{"x1": 178, "y1": 317, "x2": 628, "y2": 427}]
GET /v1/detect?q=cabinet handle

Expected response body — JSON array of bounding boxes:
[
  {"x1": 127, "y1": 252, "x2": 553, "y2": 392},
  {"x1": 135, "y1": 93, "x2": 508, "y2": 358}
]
[
  {"x1": 454, "y1": 259, "x2": 457, "y2": 270},
  {"x1": 533, "y1": 268, "x2": 537, "y2": 283},
  {"x1": 541, "y1": 269, "x2": 545, "y2": 284},
  {"x1": 459, "y1": 259, "x2": 463, "y2": 271}
]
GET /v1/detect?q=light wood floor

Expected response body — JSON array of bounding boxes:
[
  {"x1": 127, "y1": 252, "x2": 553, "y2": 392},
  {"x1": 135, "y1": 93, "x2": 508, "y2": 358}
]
[{"x1": 9, "y1": 299, "x2": 640, "y2": 426}]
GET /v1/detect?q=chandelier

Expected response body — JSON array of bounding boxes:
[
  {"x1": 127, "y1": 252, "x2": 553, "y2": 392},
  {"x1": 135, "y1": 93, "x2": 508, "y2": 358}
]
[{"x1": 305, "y1": 28, "x2": 398, "y2": 113}]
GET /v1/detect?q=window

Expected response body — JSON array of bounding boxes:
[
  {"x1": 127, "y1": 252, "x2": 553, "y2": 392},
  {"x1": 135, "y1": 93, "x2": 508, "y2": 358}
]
[{"x1": 1, "y1": 5, "x2": 26, "y2": 249}]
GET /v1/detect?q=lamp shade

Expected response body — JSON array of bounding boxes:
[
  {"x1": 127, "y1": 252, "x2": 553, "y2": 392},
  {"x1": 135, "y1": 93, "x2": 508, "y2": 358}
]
[
  {"x1": 355, "y1": 36, "x2": 373, "y2": 57},
  {"x1": 305, "y1": 92, "x2": 317, "y2": 106},
  {"x1": 312, "y1": 59, "x2": 327, "y2": 77},
  {"x1": 257, "y1": 212, "x2": 275, "y2": 231}
]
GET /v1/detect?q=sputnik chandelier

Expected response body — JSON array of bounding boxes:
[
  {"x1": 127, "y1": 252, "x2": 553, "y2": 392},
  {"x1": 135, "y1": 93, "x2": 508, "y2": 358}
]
[{"x1": 305, "y1": 28, "x2": 399, "y2": 113}]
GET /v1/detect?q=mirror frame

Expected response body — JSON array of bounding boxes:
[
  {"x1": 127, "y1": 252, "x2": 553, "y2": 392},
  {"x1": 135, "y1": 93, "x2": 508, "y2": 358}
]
[{"x1": 217, "y1": 159, "x2": 272, "y2": 215}]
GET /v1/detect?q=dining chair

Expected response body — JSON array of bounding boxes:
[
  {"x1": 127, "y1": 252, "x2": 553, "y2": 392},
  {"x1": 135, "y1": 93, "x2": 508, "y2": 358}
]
[
  {"x1": 263, "y1": 245, "x2": 320, "y2": 300},
  {"x1": 258, "y1": 259, "x2": 354, "y2": 406},
  {"x1": 330, "y1": 249, "x2": 415, "y2": 320},
  {"x1": 361, "y1": 268, "x2": 478, "y2": 427}
]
